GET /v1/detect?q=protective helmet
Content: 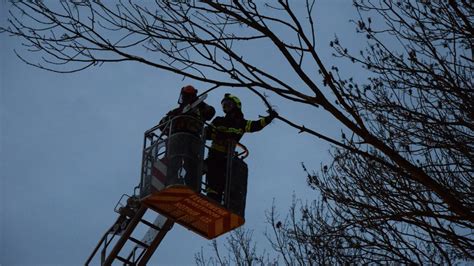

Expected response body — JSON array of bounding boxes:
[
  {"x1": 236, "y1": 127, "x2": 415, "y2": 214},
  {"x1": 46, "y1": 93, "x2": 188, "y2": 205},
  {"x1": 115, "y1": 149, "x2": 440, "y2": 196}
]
[
  {"x1": 181, "y1": 85, "x2": 197, "y2": 95},
  {"x1": 221, "y1": 93, "x2": 242, "y2": 110},
  {"x1": 179, "y1": 85, "x2": 198, "y2": 104}
]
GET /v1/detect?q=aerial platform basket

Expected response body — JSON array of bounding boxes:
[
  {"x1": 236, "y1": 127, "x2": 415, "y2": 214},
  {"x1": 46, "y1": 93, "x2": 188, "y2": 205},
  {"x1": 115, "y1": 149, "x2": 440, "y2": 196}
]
[{"x1": 140, "y1": 115, "x2": 247, "y2": 239}]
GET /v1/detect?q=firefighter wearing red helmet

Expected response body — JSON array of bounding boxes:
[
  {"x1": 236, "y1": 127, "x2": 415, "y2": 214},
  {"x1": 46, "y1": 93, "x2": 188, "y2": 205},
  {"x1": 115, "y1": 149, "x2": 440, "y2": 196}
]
[
  {"x1": 159, "y1": 85, "x2": 215, "y2": 134},
  {"x1": 205, "y1": 93, "x2": 278, "y2": 203},
  {"x1": 158, "y1": 85, "x2": 215, "y2": 189}
]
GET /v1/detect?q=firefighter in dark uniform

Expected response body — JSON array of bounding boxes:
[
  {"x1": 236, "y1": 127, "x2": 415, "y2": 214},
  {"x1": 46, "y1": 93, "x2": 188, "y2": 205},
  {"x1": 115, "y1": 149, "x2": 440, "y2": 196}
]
[
  {"x1": 159, "y1": 85, "x2": 215, "y2": 134},
  {"x1": 205, "y1": 93, "x2": 277, "y2": 204},
  {"x1": 159, "y1": 85, "x2": 215, "y2": 189}
]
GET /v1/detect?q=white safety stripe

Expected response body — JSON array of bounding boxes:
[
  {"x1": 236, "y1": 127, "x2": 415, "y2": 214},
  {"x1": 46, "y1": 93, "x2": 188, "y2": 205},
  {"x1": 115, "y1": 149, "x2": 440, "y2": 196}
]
[
  {"x1": 151, "y1": 175, "x2": 165, "y2": 190},
  {"x1": 153, "y1": 160, "x2": 167, "y2": 175},
  {"x1": 152, "y1": 160, "x2": 167, "y2": 190}
]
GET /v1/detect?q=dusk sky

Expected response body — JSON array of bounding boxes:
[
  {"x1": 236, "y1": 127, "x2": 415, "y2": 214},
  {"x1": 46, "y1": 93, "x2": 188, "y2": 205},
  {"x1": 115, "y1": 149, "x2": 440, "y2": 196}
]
[{"x1": 1, "y1": 1, "x2": 366, "y2": 265}]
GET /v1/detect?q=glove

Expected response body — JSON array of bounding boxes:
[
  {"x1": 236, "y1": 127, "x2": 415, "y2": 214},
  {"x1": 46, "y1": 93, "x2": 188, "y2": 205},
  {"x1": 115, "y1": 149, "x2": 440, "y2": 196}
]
[{"x1": 267, "y1": 109, "x2": 278, "y2": 120}]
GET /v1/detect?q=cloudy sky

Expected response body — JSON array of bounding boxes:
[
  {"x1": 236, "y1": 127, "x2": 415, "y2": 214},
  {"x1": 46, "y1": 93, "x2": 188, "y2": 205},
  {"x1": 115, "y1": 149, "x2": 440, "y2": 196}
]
[{"x1": 1, "y1": 1, "x2": 366, "y2": 265}]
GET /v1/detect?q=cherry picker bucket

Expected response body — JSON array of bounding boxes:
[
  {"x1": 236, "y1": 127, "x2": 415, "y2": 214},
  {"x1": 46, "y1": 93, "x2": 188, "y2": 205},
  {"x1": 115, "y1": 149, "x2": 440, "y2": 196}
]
[{"x1": 139, "y1": 115, "x2": 246, "y2": 239}]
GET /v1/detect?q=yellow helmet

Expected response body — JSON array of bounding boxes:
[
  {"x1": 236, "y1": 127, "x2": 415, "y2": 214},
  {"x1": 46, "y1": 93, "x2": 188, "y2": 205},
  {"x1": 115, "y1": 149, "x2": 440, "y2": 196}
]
[{"x1": 221, "y1": 93, "x2": 242, "y2": 110}]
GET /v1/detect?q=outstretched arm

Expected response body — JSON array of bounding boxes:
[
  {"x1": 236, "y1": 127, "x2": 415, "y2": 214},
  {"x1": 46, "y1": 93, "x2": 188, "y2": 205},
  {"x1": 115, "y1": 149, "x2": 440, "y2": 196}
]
[{"x1": 244, "y1": 110, "x2": 278, "y2": 133}]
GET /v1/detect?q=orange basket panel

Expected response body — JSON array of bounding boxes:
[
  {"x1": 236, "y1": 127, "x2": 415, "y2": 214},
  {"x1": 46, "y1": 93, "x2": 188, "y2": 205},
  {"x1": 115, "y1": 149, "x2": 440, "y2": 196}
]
[{"x1": 142, "y1": 185, "x2": 245, "y2": 239}]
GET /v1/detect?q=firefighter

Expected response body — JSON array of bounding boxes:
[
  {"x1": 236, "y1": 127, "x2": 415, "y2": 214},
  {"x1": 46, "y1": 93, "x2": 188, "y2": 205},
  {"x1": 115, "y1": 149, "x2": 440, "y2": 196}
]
[
  {"x1": 205, "y1": 93, "x2": 278, "y2": 203},
  {"x1": 159, "y1": 85, "x2": 215, "y2": 134},
  {"x1": 159, "y1": 85, "x2": 215, "y2": 189}
]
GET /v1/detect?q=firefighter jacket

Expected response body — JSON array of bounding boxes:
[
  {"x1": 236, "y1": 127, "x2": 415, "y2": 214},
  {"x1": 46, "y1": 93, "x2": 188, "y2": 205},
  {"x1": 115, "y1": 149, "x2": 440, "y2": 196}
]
[
  {"x1": 207, "y1": 110, "x2": 274, "y2": 154},
  {"x1": 159, "y1": 102, "x2": 215, "y2": 135}
]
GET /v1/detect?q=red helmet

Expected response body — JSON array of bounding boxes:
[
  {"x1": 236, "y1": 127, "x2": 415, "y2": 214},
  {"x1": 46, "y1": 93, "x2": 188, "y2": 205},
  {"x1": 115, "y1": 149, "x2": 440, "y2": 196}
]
[
  {"x1": 179, "y1": 85, "x2": 198, "y2": 104},
  {"x1": 181, "y1": 85, "x2": 197, "y2": 95}
]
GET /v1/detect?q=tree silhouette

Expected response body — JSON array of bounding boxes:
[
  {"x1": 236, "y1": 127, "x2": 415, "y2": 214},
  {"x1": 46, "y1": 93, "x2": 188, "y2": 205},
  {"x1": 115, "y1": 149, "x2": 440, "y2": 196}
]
[{"x1": 2, "y1": 0, "x2": 472, "y2": 264}]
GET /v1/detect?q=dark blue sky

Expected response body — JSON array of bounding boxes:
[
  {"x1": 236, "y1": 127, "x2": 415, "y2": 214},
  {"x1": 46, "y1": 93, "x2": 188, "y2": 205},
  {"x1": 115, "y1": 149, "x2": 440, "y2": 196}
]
[{"x1": 1, "y1": 1, "x2": 364, "y2": 265}]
